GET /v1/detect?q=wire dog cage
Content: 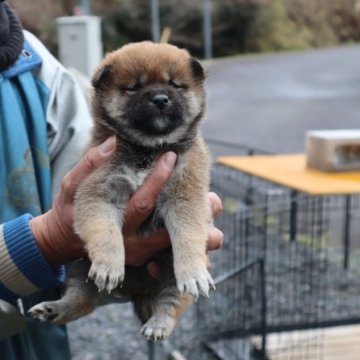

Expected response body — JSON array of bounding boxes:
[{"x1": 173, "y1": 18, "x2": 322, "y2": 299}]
[{"x1": 150, "y1": 140, "x2": 360, "y2": 360}]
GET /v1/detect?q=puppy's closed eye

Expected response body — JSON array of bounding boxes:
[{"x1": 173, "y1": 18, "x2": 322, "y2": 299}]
[
  {"x1": 123, "y1": 83, "x2": 142, "y2": 93},
  {"x1": 168, "y1": 79, "x2": 188, "y2": 89}
]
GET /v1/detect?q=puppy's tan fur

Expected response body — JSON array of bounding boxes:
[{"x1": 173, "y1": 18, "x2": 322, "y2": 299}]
[{"x1": 29, "y1": 42, "x2": 213, "y2": 341}]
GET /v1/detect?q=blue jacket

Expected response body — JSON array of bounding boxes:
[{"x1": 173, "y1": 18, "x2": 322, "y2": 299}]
[{"x1": 0, "y1": 31, "x2": 92, "y2": 359}]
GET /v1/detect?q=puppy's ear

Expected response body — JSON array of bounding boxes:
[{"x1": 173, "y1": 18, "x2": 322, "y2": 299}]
[
  {"x1": 190, "y1": 57, "x2": 206, "y2": 81},
  {"x1": 92, "y1": 65, "x2": 112, "y2": 89}
]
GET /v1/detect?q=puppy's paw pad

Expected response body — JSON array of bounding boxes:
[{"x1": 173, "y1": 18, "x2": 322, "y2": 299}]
[
  {"x1": 88, "y1": 261, "x2": 125, "y2": 293},
  {"x1": 176, "y1": 268, "x2": 215, "y2": 299},
  {"x1": 29, "y1": 302, "x2": 61, "y2": 323}
]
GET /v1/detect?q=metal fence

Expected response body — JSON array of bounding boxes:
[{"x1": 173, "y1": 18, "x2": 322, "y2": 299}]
[{"x1": 150, "y1": 141, "x2": 360, "y2": 360}]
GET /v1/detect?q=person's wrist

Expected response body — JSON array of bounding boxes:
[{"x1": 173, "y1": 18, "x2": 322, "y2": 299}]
[
  {"x1": 29, "y1": 213, "x2": 54, "y2": 265},
  {"x1": 29, "y1": 212, "x2": 64, "y2": 266}
]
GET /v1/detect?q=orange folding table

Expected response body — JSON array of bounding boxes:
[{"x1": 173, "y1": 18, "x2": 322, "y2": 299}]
[{"x1": 217, "y1": 154, "x2": 360, "y2": 268}]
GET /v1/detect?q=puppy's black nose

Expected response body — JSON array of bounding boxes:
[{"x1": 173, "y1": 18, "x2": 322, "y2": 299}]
[{"x1": 152, "y1": 94, "x2": 169, "y2": 109}]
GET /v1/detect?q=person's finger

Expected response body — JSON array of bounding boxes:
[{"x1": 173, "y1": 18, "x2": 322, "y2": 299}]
[
  {"x1": 60, "y1": 136, "x2": 116, "y2": 200},
  {"x1": 147, "y1": 261, "x2": 163, "y2": 281},
  {"x1": 124, "y1": 152, "x2": 177, "y2": 230},
  {"x1": 144, "y1": 230, "x2": 171, "y2": 249},
  {"x1": 207, "y1": 227, "x2": 224, "y2": 251},
  {"x1": 126, "y1": 230, "x2": 171, "y2": 266},
  {"x1": 148, "y1": 231, "x2": 220, "y2": 279},
  {"x1": 208, "y1": 192, "x2": 223, "y2": 218},
  {"x1": 146, "y1": 225, "x2": 223, "y2": 279}
]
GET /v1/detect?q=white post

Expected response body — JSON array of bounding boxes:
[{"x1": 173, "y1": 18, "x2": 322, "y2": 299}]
[{"x1": 56, "y1": 16, "x2": 103, "y2": 77}]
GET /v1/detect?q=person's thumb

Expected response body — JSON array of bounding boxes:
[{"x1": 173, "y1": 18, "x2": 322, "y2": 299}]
[{"x1": 60, "y1": 136, "x2": 116, "y2": 199}]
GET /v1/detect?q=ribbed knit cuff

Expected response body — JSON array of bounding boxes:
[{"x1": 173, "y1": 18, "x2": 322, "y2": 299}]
[{"x1": 1, "y1": 214, "x2": 65, "y2": 300}]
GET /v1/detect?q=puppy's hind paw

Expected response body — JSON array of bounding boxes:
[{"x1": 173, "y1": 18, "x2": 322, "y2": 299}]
[
  {"x1": 29, "y1": 302, "x2": 63, "y2": 324},
  {"x1": 141, "y1": 322, "x2": 173, "y2": 341}
]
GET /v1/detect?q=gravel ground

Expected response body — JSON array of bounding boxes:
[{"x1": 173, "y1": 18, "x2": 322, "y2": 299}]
[
  {"x1": 66, "y1": 193, "x2": 360, "y2": 360},
  {"x1": 68, "y1": 302, "x2": 149, "y2": 360}
]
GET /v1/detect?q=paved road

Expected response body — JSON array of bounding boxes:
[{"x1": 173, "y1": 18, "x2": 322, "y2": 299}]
[{"x1": 204, "y1": 45, "x2": 360, "y2": 156}]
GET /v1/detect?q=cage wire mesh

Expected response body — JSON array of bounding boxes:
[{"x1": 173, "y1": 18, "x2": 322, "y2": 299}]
[{"x1": 151, "y1": 143, "x2": 360, "y2": 360}]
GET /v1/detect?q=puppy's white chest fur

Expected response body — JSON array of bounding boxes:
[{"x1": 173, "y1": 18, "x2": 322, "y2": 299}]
[{"x1": 121, "y1": 165, "x2": 149, "y2": 191}]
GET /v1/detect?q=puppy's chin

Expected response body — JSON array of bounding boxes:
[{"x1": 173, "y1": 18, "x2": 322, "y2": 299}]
[
  {"x1": 133, "y1": 115, "x2": 182, "y2": 136},
  {"x1": 121, "y1": 119, "x2": 189, "y2": 148}
]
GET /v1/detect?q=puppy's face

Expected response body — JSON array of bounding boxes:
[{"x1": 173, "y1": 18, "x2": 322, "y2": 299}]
[{"x1": 92, "y1": 42, "x2": 206, "y2": 147}]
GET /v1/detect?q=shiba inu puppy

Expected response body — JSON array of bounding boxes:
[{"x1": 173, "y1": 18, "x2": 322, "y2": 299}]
[{"x1": 30, "y1": 41, "x2": 214, "y2": 341}]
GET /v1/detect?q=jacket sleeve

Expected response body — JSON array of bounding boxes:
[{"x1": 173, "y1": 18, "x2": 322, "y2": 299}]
[{"x1": 0, "y1": 214, "x2": 65, "y2": 303}]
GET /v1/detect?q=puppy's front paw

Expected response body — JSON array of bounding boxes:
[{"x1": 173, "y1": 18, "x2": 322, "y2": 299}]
[
  {"x1": 176, "y1": 267, "x2": 215, "y2": 299},
  {"x1": 88, "y1": 259, "x2": 125, "y2": 293}
]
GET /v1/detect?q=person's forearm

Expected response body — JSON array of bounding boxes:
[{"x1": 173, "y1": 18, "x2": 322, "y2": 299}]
[{"x1": 0, "y1": 214, "x2": 65, "y2": 303}]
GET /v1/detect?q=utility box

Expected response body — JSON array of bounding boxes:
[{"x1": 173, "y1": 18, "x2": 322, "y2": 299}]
[
  {"x1": 306, "y1": 130, "x2": 360, "y2": 172},
  {"x1": 56, "y1": 16, "x2": 102, "y2": 77}
]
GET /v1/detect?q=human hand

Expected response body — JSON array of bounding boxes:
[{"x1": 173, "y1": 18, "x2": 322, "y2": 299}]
[
  {"x1": 109, "y1": 165, "x2": 223, "y2": 269},
  {"x1": 30, "y1": 136, "x2": 223, "y2": 271},
  {"x1": 29, "y1": 137, "x2": 176, "y2": 266},
  {"x1": 30, "y1": 136, "x2": 118, "y2": 266}
]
